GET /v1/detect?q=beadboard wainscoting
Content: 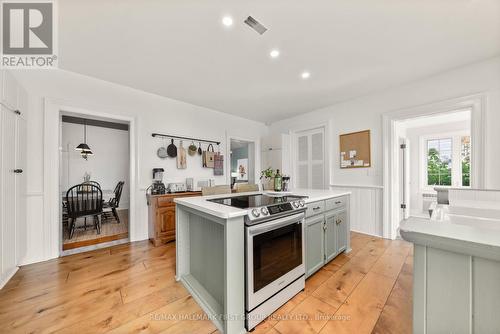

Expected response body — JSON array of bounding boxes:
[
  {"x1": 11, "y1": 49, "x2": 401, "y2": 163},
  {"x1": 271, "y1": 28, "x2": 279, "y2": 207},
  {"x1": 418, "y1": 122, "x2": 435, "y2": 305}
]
[{"x1": 330, "y1": 184, "x2": 383, "y2": 237}]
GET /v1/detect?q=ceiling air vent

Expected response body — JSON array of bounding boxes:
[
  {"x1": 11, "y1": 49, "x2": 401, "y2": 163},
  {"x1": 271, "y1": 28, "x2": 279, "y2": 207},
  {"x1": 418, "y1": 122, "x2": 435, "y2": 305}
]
[{"x1": 244, "y1": 16, "x2": 267, "y2": 35}]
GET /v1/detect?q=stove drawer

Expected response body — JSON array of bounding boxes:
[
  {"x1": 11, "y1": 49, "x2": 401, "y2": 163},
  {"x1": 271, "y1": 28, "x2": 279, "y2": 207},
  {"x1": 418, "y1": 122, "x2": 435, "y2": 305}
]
[{"x1": 306, "y1": 200, "x2": 324, "y2": 217}]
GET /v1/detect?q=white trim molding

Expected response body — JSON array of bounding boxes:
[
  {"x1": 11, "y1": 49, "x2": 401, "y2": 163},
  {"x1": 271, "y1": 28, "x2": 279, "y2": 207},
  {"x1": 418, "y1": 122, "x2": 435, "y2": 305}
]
[
  {"x1": 330, "y1": 183, "x2": 384, "y2": 190},
  {"x1": 383, "y1": 93, "x2": 487, "y2": 239}
]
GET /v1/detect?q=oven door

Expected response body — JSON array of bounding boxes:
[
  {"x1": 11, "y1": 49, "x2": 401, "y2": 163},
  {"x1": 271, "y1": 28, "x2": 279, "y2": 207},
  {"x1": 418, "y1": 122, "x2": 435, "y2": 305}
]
[{"x1": 246, "y1": 212, "x2": 305, "y2": 311}]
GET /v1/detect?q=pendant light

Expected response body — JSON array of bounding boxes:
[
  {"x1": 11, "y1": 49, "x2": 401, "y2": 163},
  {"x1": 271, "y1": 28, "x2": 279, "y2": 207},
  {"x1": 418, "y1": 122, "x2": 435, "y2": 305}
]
[{"x1": 75, "y1": 120, "x2": 93, "y2": 159}]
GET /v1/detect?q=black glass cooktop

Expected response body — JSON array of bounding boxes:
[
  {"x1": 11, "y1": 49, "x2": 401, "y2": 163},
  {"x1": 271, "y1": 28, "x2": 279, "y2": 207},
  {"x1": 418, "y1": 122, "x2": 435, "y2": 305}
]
[{"x1": 208, "y1": 194, "x2": 305, "y2": 209}]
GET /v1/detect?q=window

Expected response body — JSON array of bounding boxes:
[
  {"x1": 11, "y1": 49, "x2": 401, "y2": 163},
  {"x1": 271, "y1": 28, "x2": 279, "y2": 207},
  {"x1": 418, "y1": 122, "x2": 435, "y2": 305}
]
[
  {"x1": 427, "y1": 138, "x2": 452, "y2": 186},
  {"x1": 423, "y1": 134, "x2": 471, "y2": 188}
]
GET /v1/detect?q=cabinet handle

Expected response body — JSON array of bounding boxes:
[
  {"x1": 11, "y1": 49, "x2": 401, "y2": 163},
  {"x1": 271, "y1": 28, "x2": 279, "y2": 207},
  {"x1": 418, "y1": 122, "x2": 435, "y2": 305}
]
[
  {"x1": 313, "y1": 206, "x2": 321, "y2": 211},
  {"x1": 336, "y1": 219, "x2": 341, "y2": 225},
  {"x1": 13, "y1": 169, "x2": 23, "y2": 174},
  {"x1": 335, "y1": 201, "x2": 341, "y2": 205}
]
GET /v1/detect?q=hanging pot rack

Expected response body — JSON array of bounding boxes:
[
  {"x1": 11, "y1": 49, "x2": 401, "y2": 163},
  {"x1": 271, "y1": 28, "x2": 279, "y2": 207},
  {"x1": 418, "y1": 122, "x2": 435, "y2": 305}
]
[{"x1": 152, "y1": 133, "x2": 221, "y2": 146}]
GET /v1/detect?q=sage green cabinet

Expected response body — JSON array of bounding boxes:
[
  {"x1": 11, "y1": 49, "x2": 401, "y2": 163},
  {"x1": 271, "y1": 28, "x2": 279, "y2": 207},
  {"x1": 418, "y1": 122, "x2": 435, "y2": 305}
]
[
  {"x1": 305, "y1": 215, "x2": 325, "y2": 277},
  {"x1": 304, "y1": 199, "x2": 349, "y2": 278},
  {"x1": 324, "y1": 212, "x2": 338, "y2": 262},
  {"x1": 335, "y1": 210, "x2": 348, "y2": 253}
]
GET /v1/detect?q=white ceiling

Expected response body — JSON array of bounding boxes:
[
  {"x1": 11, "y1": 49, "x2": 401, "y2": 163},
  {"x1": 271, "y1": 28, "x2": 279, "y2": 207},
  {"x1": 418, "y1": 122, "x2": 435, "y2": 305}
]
[{"x1": 58, "y1": 0, "x2": 500, "y2": 124}]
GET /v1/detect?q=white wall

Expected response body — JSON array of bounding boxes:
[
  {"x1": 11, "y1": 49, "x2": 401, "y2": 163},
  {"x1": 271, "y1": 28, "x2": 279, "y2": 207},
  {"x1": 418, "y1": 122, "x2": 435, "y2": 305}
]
[
  {"x1": 61, "y1": 122, "x2": 130, "y2": 208},
  {"x1": 12, "y1": 69, "x2": 268, "y2": 265},
  {"x1": 270, "y1": 57, "x2": 500, "y2": 236},
  {"x1": 406, "y1": 121, "x2": 470, "y2": 217}
]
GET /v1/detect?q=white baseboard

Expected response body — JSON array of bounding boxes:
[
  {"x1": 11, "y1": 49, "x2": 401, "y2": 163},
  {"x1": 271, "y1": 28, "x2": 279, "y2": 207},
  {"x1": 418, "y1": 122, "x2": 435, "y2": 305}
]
[
  {"x1": 0, "y1": 267, "x2": 19, "y2": 290},
  {"x1": 350, "y1": 228, "x2": 383, "y2": 238}
]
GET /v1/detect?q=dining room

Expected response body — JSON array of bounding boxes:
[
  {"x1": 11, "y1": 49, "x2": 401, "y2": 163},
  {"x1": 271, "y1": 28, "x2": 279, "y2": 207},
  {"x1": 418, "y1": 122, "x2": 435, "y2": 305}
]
[{"x1": 60, "y1": 114, "x2": 130, "y2": 253}]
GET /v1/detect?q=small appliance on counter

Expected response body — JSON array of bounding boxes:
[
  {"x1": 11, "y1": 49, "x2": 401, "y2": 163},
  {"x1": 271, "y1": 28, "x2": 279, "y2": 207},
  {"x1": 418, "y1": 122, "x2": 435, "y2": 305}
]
[
  {"x1": 151, "y1": 168, "x2": 166, "y2": 195},
  {"x1": 282, "y1": 176, "x2": 291, "y2": 192},
  {"x1": 186, "y1": 177, "x2": 215, "y2": 191},
  {"x1": 167, "y1": 182, "x2": 187, "y2": 193}
]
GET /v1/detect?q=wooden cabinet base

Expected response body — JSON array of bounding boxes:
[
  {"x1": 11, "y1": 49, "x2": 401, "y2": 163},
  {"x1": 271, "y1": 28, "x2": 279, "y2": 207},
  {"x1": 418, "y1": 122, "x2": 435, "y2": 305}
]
[{"x1": 147, "y1": 192, "x2": 201, "y2": 247}]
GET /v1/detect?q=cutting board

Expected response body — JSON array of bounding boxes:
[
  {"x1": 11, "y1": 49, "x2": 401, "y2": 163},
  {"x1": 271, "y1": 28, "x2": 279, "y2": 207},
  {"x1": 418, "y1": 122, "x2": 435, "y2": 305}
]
[{"x1": 177, "y1": 141, "x2": 187, "y2": 169}]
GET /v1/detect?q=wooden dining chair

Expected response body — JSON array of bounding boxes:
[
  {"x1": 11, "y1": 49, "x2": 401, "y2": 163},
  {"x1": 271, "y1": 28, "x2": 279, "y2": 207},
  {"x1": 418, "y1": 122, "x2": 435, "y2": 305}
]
[
  {"x1": 234, "y1": 183, "x2": 259, "y2": 193},
  {"x1": 65, "y1": 184, "x2": 103, "y2": 239},
  {"x1": 201, "y1": 185, "x2": 231, "y2": 196},
  {"x1": 103, "y1": 181, "x2": 124, "y2": 223}
]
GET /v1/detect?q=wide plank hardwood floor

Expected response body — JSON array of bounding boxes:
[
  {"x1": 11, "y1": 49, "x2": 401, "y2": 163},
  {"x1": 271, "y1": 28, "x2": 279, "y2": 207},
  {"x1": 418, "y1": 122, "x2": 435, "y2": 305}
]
[{"x1": 0, "y1": 232, "x2": 412, "y2": 334}]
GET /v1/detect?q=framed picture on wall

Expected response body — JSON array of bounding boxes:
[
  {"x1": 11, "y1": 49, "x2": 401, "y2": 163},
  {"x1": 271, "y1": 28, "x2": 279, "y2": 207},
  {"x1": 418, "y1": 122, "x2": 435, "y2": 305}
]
[
  {"x1": 237, "y1": 158, "x2": 248, "y2": 181},
  {"x1": 339, "y1": 130, "x2": 371, "y2": 168}
]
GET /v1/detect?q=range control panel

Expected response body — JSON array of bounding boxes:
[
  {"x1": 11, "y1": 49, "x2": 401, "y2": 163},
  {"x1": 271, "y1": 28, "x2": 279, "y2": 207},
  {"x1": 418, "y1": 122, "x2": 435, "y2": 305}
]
[{"x1": 247, "y1": 199, "x2": 306, "y2": 223}]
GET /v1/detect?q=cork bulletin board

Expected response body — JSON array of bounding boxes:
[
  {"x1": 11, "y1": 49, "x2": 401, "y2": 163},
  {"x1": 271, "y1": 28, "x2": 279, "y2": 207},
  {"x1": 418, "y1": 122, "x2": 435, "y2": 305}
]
[{"x1": 339, "y1": 130, "x2": 371, "y2": 168}]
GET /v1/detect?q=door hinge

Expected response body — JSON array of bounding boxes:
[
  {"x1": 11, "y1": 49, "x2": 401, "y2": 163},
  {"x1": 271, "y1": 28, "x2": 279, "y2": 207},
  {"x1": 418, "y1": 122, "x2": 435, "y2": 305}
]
[
  {"x1": 400, "y1": 144, "x2": 407, "y2": 149},
  {"x1": 324, "y1": 254, "x2": 327, "y2": 261},
  {"x1": 400, "y1": 204, "x2": 407, "y2": 209}
]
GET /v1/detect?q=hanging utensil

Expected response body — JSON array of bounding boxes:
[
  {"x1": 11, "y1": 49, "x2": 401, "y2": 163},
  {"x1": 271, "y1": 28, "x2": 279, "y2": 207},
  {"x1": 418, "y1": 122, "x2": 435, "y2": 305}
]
[
  {"x1": 188, "y1": 141, "x2": 197, "y2": 156},
  {"x1": 167, "y1": 139, "x2": 177, "y2": 157},
  {"x1": 197, "y1": 142, "x2": 202, "y2": 155},
  {"x1": 157, "y1": 139, "x2": 168, "y2": 159},
  {"x1": 177, "y1": 141, "x2": 187, "y2": 169}
]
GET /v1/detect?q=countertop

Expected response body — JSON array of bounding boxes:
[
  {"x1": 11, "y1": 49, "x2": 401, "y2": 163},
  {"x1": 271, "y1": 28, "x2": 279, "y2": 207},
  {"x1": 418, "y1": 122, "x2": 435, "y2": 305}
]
[
  {"x1": 174, "y1": 188, "x2": 351, "y2": 219},
  {"x1": 400, "y1": 205, "x2": 500, "y2": 260}
]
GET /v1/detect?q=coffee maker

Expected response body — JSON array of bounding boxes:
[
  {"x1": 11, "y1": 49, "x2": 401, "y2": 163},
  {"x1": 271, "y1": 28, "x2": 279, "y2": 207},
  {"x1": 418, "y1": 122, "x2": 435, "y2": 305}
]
[{"x1": 151, "y1": 168, "x2": 166, "y2": 195}]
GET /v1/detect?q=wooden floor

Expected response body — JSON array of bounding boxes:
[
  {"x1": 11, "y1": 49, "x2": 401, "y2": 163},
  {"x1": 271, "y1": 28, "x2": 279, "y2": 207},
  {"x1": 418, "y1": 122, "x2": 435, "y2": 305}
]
[
  {"x1": 62, "y1": 210, "x2": 129, "y2": 250},
  {"x1": 0, "y1": 232, "x2": 412, "y2": 334}
]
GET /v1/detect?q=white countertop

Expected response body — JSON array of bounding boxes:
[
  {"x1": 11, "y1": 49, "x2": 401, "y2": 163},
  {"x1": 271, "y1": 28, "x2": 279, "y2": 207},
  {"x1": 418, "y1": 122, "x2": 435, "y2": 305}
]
[
  {"x1": 174, "y1": 188, "x2": 351, "y2": 219},
  {"x1": 400, "y1": 205, "x2": 500, "y2": 260}
]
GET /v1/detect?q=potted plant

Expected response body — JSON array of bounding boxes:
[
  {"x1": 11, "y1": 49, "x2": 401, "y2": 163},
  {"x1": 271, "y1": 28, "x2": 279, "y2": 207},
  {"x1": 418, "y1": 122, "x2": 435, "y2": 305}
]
[{"x1": 260, "y1": 168, "x2": 275, "y2": 190}]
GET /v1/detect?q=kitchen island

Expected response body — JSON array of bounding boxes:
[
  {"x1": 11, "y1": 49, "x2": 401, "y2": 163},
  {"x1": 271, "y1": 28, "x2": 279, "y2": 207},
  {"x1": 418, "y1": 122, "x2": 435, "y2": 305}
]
[
  {"x1": 400, "y1": 204, "x2": 500, "y2": 333},
  {"x1": 174, "y1": 189, "x2": 351, "y2": 334}
]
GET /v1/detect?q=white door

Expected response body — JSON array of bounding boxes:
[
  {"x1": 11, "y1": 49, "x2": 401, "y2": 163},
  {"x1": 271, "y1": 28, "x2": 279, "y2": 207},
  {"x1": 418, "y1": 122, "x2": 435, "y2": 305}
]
[
  {"x1": 295, "y1": 128, "x2": 325, "y2": 189},
  {"x1": 1, "y1": 106, "x2": 17, "y2": 276}
]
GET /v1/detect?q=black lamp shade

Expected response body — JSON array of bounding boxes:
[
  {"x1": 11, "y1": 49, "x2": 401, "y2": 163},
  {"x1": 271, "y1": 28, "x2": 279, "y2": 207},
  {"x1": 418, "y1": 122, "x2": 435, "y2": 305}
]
[
  {"x1": 81, "y1": 149, "x2": 93, "y2": 156},
  {"x1": 76, "y1": 143, "x2": 91, "y2": 151}
]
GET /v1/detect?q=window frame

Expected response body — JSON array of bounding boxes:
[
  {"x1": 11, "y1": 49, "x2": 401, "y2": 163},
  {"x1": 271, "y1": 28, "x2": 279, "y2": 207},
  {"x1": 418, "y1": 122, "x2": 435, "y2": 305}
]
[{"x1": 419, "y1": 131, "x2": 471, "y2": 191}]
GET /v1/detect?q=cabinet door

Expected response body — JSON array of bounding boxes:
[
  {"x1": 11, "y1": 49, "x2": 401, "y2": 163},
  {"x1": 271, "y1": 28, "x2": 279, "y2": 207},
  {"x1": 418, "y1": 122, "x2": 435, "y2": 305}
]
[
  {"x1": 324, "y1": 212, "x2": 337, "y2": 262},
  {"x1": 305, "y1": 215, "x2": 325, "y2": 278},
  {"x1": 16, "y1": 117, "x2": 27, "y2": 263},
  {"x1": 1, "y1": 106, "x2": 17, "y2": 277},
  {"x1": 336, "y1": 210, "x2": 348, "y2": 254},
  {"x1": 157, "y1": 206, "x2": 176, "y2": 237}
]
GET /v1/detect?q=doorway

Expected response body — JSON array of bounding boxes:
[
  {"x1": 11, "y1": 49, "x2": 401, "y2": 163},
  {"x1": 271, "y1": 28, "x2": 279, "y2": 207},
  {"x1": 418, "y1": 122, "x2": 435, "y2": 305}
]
[
  {"x1": 59, "y1": 113, "x2": 131, "y2": 253},
  {"x1": 229, "y1": 139, "x2": 256, "y2": 189},
  {"x1": 383, "y1": 94, "x2": 486, "y2": 239},
  {"x1": 396, "y1": 109, "x2": 471, "y2": 222}
]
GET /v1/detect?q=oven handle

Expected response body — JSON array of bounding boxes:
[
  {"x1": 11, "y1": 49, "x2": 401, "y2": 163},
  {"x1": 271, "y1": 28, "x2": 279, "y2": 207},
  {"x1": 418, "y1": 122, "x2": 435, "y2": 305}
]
[{"x1": 247, "y1": 212, "x2": 305, "y2": 236}]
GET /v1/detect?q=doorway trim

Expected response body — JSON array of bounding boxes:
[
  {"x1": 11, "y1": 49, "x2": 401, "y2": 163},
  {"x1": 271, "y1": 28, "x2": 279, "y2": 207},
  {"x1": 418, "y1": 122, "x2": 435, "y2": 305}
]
[
  {"x1": 382, "y1": 93, "x2": 486, "y2": 239},
  {"x1": 225, "y1": 133, "x2": 261, "y2": 187},
  {"x1": 44, "y1": 98, "x2": 137, "y2": 259}
]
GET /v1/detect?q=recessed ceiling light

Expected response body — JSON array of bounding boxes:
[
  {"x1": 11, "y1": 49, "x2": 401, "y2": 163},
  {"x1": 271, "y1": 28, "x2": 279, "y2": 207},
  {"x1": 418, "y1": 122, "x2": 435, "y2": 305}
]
[
  {"x1": 222, "y1": 16, "x2": 233, "y2": 27},
  {"x1": 301, "y1": 71, "x2": 311, "y2": 79},
  {"x1": 270, "y1": 49, "x2": 280, "y2": 58}
]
